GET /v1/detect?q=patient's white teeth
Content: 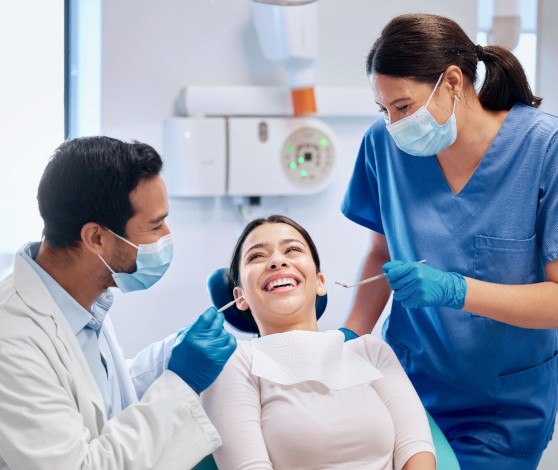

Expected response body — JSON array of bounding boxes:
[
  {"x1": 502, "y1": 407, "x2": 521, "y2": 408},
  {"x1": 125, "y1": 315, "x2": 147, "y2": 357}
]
[{"x1": 266, "y1": 277, "x2": 296, "y2": 291}]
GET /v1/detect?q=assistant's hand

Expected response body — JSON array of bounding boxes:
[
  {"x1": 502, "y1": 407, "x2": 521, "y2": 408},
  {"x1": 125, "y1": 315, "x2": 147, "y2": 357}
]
[
  {"x1": 168, "y1": 307, "x2": 237, "y2": 394},
  {"x1": 382, "y1": 260, "x2": 467, "y2": 309}
]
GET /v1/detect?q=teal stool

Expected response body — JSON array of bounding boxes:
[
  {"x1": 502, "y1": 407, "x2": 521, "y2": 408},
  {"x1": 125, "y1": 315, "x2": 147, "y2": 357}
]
[
  {"x1": 427, "y1": 411, "x2": 461, "y2": 469},
  {"x1": 192, "y1": 455, "x2": 217, "y2": 470}
]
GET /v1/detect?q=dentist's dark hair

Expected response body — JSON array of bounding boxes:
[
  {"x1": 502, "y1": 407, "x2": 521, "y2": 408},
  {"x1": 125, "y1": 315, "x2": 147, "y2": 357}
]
[
  {"x1": 228, "y1": 215, "x2": 321, "y2": 289},
  {"x1": 366, "y1": 13, "x2": 541, "y2": 110},
  {"x1": 37, "y1": 136, "x2": 163, "y2": 248}
]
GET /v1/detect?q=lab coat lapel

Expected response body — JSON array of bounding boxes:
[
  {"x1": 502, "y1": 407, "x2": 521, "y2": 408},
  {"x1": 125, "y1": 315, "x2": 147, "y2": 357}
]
[
  {"x1": 102, "y1": 316, "x2": 139, "y2": 408},
  {"x1": 12, "y1": 249, "x2": 108, "y2": 430}
]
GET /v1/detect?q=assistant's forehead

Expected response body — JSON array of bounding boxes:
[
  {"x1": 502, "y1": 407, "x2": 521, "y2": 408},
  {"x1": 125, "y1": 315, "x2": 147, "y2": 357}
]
[
  {"x1": 242, "y1": 223, "x2": 305, "y2": 254},
  {"x1": 370, "y1": 73, "x2": 428, "y2": 104}
]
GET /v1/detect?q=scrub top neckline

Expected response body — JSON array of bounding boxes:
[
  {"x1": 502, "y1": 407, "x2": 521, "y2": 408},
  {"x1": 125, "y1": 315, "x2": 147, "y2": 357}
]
[
  {"x1": 433, "y1": 107, "x2": 513, "y2": 198},
  {"x1": 435, "y1": 155, "x2": 482, "y2": 197},
  {"x1": 411, "y1": 103, "x2": 519, "y2": 234}
]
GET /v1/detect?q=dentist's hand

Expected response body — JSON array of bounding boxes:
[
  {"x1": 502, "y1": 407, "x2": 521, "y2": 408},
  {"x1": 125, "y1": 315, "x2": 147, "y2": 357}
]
[
  {"x1": 382, "y1": 261, "x2": 467, "y2": 309},
  {"x1": 168, "y1": 307, "x2": 237, "y2": 394}
]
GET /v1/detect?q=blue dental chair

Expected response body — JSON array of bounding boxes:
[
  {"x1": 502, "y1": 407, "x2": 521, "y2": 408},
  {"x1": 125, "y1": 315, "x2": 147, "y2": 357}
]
[{"x1": 194, "y1": 268, "x2": 460, "y2": 470}]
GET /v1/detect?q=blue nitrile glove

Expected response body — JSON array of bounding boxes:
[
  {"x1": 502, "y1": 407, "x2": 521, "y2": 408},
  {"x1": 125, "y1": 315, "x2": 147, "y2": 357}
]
[
  {"x1": 168, "y1": 307, "x2": 237, "y2": 394},
  {"x1": 382, "y1": 260, "x2": 467, "y2": 309}
]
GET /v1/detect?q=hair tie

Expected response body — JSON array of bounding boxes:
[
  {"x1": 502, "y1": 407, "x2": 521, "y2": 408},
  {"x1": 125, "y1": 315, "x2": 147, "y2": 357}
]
[{"x1": 476, "y1": 44, "x2": 485, "y2": 61}]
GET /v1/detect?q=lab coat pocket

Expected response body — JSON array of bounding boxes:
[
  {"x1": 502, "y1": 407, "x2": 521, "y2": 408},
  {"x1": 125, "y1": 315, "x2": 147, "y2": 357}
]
[
  {"x1": 494, "y1": 352, "x2": 558, "y2": 456},
  {"x1": 474, "y1": 234, "x2": 539, "y2": 285}
]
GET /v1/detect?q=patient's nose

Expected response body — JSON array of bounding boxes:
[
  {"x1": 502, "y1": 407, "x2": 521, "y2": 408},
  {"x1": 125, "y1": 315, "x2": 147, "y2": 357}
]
[{"x1": 268, "y1": 252, "x2": 288, "y2": 270}]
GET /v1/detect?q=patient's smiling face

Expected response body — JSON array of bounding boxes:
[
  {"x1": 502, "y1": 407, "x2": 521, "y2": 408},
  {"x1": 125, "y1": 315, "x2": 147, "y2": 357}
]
[{"x1": 233, "y1": 222, "x2": 326, "y2": 335}]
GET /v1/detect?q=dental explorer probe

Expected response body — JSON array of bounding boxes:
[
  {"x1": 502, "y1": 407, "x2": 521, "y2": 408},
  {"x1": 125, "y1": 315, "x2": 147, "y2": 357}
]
[
  {"x1": 335, "y1": 259, "x2": 427, "y2": 288},
  {"x1": 217, "y1": 296, "x2": 244, "y2": 313}
]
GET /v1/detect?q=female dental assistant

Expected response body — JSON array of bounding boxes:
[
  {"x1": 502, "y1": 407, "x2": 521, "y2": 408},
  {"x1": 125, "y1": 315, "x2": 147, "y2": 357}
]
[{"x1": 341, "y1": 13, "x2": 558, "y2": 470}]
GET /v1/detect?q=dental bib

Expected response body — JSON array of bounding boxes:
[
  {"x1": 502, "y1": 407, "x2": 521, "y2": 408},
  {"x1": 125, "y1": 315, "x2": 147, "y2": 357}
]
[{"x1": 249, "y1": 330, "x2": 382, "y2": 390}]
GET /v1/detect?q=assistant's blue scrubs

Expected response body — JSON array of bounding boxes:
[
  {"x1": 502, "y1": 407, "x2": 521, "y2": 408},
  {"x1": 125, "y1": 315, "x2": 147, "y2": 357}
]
[{"x1": 342, "y1": 103, "x2": 558, "y2": 469}]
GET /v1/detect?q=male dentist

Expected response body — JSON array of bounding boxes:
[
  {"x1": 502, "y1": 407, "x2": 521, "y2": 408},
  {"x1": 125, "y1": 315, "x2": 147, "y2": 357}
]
[{"x1": 0, "y1": 136, "x2": 236, "y2": 469}]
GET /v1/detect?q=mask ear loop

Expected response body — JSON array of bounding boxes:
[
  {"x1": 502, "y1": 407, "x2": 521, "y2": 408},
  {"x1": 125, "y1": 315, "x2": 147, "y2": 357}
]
[
  {"x1": 425, "y1": 73, "x2": 445, "y2": 108},
  {"x1": 98, "y1": 254, "x2": 116, "y2": 274},
  {"x1": 99, "y1": 228, "x2": 137, "y2": 274},
  {"x1": 453, "y1": 94, "x2": 461, "y2": 111},
  {"x1": 108, "y1": 229, "x2": 139, "y2": 250}
]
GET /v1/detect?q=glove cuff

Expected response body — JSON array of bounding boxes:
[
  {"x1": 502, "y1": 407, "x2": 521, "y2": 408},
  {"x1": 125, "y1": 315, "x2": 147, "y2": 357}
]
[
  {"x1": 445, "y1": 272, "x2": 467, "y2": 309},
  {"x1": 338, "y1": 327, "x2": 359, "y2": 342}
]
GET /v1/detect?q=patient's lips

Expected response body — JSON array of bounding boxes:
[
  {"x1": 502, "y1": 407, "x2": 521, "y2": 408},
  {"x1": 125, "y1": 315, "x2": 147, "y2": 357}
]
[{"x1": 263, "y1": 274, "x2": 301, "y2": 292}]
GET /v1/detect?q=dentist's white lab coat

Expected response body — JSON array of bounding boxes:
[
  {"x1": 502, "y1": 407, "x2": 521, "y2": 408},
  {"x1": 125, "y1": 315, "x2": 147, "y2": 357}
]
[{"x1": 0, "y1": 246, "x2": 221, "y2": 469}]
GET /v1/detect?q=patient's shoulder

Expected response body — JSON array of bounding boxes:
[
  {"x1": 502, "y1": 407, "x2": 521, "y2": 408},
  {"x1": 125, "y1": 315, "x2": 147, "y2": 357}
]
[
  {"x1": 345, "y1": 334, "x2": 400, "y2": 368},
  {"x1": 344, "y1": 333, "x2": 385, "y2": 351},
  {"x1": 218, "y1": 339, "x2": 253, "y2": 374}
]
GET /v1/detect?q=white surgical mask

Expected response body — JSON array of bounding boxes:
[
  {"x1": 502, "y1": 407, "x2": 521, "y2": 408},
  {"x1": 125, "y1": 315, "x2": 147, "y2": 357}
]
[
  {"x1": 386, "y1": 73, "x2": 459, "y2": 157},
  {"x1": 98, "y1": 230, "x2": 173, "y2": 293}
]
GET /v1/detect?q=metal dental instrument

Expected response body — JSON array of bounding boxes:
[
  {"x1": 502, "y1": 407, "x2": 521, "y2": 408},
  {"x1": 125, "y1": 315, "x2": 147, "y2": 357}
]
[
  {"x1": 335, "y1": 259, "x2": 427, "y2": 288},
  {"x1": 218, "y1": 296, "x2": 244, "y2": 313}
]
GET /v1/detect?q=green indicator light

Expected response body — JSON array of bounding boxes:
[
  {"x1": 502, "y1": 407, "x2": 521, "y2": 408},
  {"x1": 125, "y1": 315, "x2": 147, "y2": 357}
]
[
  {"x1": 298, "y1": 156, "x2": 305, "y2": 164},
  {"x1": 300, "y1": 170, "x2": 308, "y2": 177},
  {"x1": 286, "y1": 145, "x2": 294, "y2": 153},
  {"x1": 289, "y1": 162, "x2": 297, "y2": 170},
  {"x1": 320, "y1": 138, "x2": 329, "y2": 147}
]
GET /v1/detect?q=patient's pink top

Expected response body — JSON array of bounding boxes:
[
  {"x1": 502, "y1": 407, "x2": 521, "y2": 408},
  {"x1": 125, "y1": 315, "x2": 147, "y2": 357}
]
[{"x1": 202, "y1": 330, "x2": 434, "y2": 470}]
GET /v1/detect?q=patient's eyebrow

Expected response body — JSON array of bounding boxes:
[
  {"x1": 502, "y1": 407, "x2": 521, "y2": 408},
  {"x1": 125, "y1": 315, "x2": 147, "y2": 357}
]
[
  {"x1": 279, "y1": 238, "x2": 305, "y2": 247},
  {"x1": 244, "y1": 238, "x2": 305, "y2": 257},
  {"x1": 244, "y1": 242, "x2": 268, "y2": 257}
]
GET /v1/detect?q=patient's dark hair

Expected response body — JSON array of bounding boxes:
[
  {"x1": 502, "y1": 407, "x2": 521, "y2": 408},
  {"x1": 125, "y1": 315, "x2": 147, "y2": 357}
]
[
  {"x1": 37, "y1": 136, "x2": 162, "y2": 248},
  {"x1": 228, "y1": 215, "x2": 321, "y2": 289}
]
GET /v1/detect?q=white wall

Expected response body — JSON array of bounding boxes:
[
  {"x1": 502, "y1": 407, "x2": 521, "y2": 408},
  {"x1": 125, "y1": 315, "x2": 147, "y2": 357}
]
[
  {"x1": 100, "y1": 0, "x2": 476, "y2": 349},
  {"x1": 537, "y1": 0, "x2": 558, "y2": 113},
  {"x1": 97, "y1": 1, "x2": 557, "y2": 467},
  {"x1": 0, "y1": 1, "x2": 64, "y2": 255}
]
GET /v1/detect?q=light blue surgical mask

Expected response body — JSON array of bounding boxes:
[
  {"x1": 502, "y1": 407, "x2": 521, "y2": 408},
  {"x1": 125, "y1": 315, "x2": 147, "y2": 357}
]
[
  {"x1": 98, "y1": 230, "x2": 173, "y2": 293},
  {"x1": 386, "y1": 73, "x2": 459, "y2": 157}
]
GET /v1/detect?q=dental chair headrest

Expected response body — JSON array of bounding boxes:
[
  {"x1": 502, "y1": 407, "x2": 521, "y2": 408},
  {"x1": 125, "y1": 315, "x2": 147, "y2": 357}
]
[{"x1": 206, "y1": 268, "x2": 327, "y2": 334}]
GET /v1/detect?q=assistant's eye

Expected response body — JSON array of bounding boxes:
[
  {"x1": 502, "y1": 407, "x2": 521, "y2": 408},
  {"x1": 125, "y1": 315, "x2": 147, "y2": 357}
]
[
  {"x1": 396, "y1": 104, "x2": 410, "y2": 112},
  {"x1": 377, "y1": 105, "x2": 387, "y2": 114}
]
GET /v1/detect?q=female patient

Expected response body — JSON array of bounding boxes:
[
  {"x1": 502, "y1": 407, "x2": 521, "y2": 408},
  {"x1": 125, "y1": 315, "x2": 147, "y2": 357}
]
[{"x1": 202, "y1": 215, "x2": 435, "y2": 469}]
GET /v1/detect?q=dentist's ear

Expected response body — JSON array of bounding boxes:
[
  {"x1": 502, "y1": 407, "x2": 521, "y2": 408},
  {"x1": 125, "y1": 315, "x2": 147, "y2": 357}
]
[
  {"x1": 317, "y1": 272, "x2": 327, "y2": 296},
  {"x1": 233, "y1": 286, "x2": 250, "y2": 311},
  {"x1": 81, "y1": 222, "x2": 109, "y2": 256}
]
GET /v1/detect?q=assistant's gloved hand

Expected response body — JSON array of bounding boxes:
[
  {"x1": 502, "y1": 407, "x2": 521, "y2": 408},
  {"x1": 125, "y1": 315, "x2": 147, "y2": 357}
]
[
  {"x1": 382, "y1": 260, "x2": 467, "y2": 309},
  {"x1": 168, "y1": 307, "x2": 237, "y2": 394}
]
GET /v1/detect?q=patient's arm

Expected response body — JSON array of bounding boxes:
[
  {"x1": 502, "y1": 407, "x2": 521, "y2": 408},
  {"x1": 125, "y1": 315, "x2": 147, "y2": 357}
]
[
  {"x1": 363, "y1": 336, "x2": 436, "y2": 470},
  {"x1": 403, "y1": 451, "x2": 437, "y2": 469},
  {"x1": 201, "y1": 342, "x2": 272, "y2": 470}
]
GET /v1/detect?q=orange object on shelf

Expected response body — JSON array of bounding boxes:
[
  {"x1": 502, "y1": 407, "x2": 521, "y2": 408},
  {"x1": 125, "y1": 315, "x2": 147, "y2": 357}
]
[{"x1": 291, "y1": 87, "x2": 317, "y2": 116}]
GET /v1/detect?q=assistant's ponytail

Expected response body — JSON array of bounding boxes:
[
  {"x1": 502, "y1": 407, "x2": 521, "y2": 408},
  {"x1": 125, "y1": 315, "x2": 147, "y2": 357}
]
[
  {"x1": 477, "y1": 44, "x2": 542, "y2": 110},
  {"x1": 367, "y1": 14, "x2": 542, "y2": 111}
]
